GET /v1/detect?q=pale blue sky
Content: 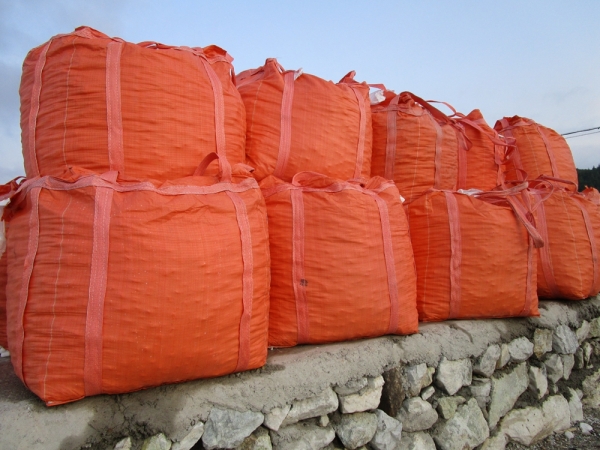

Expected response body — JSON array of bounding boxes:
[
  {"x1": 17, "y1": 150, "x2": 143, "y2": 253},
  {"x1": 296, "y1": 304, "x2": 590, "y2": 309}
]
[{"x1": 1, "y1": 0, "x2": 599, "y2": 182}]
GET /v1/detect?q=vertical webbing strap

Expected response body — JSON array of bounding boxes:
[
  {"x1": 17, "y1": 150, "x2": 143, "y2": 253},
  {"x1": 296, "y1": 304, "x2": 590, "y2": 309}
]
[
  {"x1": 274, "y1": 72, "x2": 296, "y2": 179},
  {"x1": 534, "y1": 195, "x2": 560, "y2": 298},
  {"x1": 427, "y1": 114, "x2": 444, "y2": 189},
  {"x1": 84, "y1": 185, "x2": 114, "y2": 396},
  {"x1": 500, "y1": 125, "x2": 525, "y2": 181},
  {"x1": 349, "y1": 86, "x2": 367, "y2": 179},
  {"x1": 366, "y1": 192, "x2": 399, "y2": 334},
  {"x1": 200, "y1": 58, "x2": 232, "y2": 181},
  {"x1": 520, "y1": 236, "x2": 535, "y2": 316},
  {"x1": 26, "y1": 41, "x2": 54, "y2": 177},
  {"x1": 105, "y1": 42, "x2": 125, "y2": 174},
  {"x1": 536, "y1": 125, "x2": 560, "y2": 179},
  {"x1": 226, "y1": 191, "x2": 254, "y2": 372},
  {"x1": 444, "y1": 192, "x2": 462, "y2": 319},
  {"x1": 291, "y1": 189, "x2": 309, "y2": 343},
  {"x1": 574, "y1": 199, "x2": 599, "y2": 297},
  {"x1": 456, "y1": 130, "x2": 468, "y2": 190},
  {"x1": 385, "y1": 107, "x2": 397, "y2": 180},
  {"x1": 14, "y1": 187, "x2": 42, "y2": 383}
]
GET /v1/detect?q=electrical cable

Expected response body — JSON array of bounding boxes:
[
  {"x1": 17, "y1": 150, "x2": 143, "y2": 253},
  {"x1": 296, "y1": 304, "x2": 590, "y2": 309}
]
[
  {"x1": 562, "y1": 126, "x2": 600, "y2": 136},
  {"x1": 564, "y1": 130, "x2": 600, "y2": 139}
]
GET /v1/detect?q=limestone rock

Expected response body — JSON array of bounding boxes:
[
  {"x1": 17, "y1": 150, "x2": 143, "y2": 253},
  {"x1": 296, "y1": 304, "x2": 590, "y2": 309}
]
[
  {"x1": 495, "y1": 344, "x2": 510, "y2": 369},
  {"x1": 338, "y1": 376, "x2": 384, "y2": 414},
  {"x1": 405, "y1": 364, "x2": 433, "y2": 397},
  {"x1": 380, "y1": 366, "x2": 406, "y2": 417},
  {"x1": 470, "y1": 378, "x2": 491, "y2": 411},
  {"x1": 562, "y1": 354, "x2": 575, "y2": 380},
  {"x1": 480, "y1": 433, "x2": 507, "y2": 450},
  {"x1": 114, "y1": 437, "x2": 133, "y2": 450},
  {"x1": 421, "y1": 386, "x2": 435, "y2": 401},
  {"x1": 576, "y1": 320, "x2": 590, "y2": 343},
  {"x1": 264, "y1": 405, "x2": 291, "y2": 432},
  {"x1": 567, "y1": 388, "x2": 584, "y2": 423},
  {"x1": 370, "y1": 410, "x2": 402, "y2": 450},
  {"x1": 533, "y1": 328, "x2": 553, "y2": 359},
  {"x1": 541, "y1": 395, "x2": 571, "y2": 434},
  {"x1": 582, "y1": 369, "x2": 600, "y2": 408},
  {"x1": 488, "y1": 362, "x2": 528, "y2": 429},
  {"x1": 433, "y1": 398, "x2": 490, "y2": 450},
  {"x1": 334, "y1": 378, "x2": 368, "y2": 396},
  {"x1": 552, "y1": 325, "x2": 578, "y2": 354},
  {"x1": 332, "y1": 412, "x2": 377, "y2": 450},
  {"x1": 544, "y1": 353, "x2": 564, "y2": 384},
  {"x1": 172, "y1": 422, "x2": 205, "y2": 450},
  {"x1": 589, "y1": 317, "x2": 600, "y2": 338},
  {"x1": 436, "y1": 396, "x2": 466, "y2": 420},
  {"x1": 508, "y1": 337, "x2": 534, "y2": 363},
  {"x1": 397, "y1": 397, "x2": 439, "y2": 432},
  {"x1": 580, "y1": 422, "x2": 594, "y2": 434},
  {"x1": 565, "y1": 430, "x2": 575, "y2": 440},
  {"x1": 237, "y1": 427, "x2": 272, "y2": 450},
  {"x1": 528, "y1": 365, "x2": 548, "y2": 400},
  {"x1": 435, "y1": 357, "x2": 472, "y2": 395},
  {"x1": 318, "y1": 415, "x2": 329, "y2": 427},
  {"x1": 399, "y1": 431, "x2": 436, "y2": 450},
  {"x1": 575, "y1": 347, "x2": 585, "y2": 369},
  {"x1": 281, "y1": 388, "x2": 339, "y2": 426},
  {"x1": 142, "y1": 434, "x2": 171, "y2": 450},
  {"x1": 202, "y1": 408, "x2": 264, "y2": 450},
  {"x1": 473, "y1": 345, "x2": 501, "y2": 378},
  {"x1": 583, "y1": 342, "x2": 594, "y2": 368},
  {"x1": 270, "y1": 422, "x2": 335, "y2": 450}
]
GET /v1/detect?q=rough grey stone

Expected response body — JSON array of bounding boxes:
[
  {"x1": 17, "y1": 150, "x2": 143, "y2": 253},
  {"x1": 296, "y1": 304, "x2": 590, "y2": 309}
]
[
  {"x1": 528, "y1": 365, "x2": 548, "y2": 400},
  {"x1": 576, "y1": 320, "x2": 591, "y2": 343},
  {"x1": 470, "y1": 378, "x2": 491, "y2": 411},
  {"x1": 473, "y1": 345, "x2": 501, "y2": 378},
  {"x1": 421, "y1": 386, "x2": 435, "y2": 401},
  {"x1": 270, "y1": 422, "x2": 335, "y2": 450},
  {"x1": 338, "y1": 376, "x2": 384, "y2": 414},
  {"x1": 480, "y1": 433, "x2": 508, "y2": 450},
  {"x1": 114, "y1": 437, "x2": 133, "y2": 450},
  {"x1": 433, "y1": 398, "x2": 490, "y2": 450},
  {"x1": 264, "y1": 405, "x2": 291, "y2": 432},
  {"x1": 237, "y1": 427, "x2": 272, "y2": 450},
  {"x1": 488, "y1": 362, "x2": 528, "y2": 429},
  {"x1": 582, "y1": 369, "x2": 600, "y2": 408},
  {"x1": 508, "y1": 337, "x2": 534, "y2": 363},
  {"x1": 141, "y1": 434, "x2": 171, "y2": 450},
  {"x1": 552, "y1": 325, "x2": 578, "y2": 354},
  {"x1": 533, "y1": 329, "x2": 553, "y2": 359},
  {"x1": 496, "y1": 344, "x2": 510, "y2": 369},
  {"x1": 399, "y1": 431, "x2": 436, "y2": 450},
  {"x1": 172, "y1": 422, "x2": 205, "y2": 450},
  {"x1": 583, "y1": 342, "x2": 594, "y2": 368},
  {"x1": 589, "y1": 317, "x2": 600, "y2": 338},
  {"x1": 379, "y1": 366, "x2": 406, "y2": 417},
  {"x1": 318, "y1": 415, "x2": 329, "y2": 427},
  {"x1": 370, "y1": 410, "x2": 402, "y2": 450},
  {"x1": 332, "y1": 412, "x2": 377, "y2": 450},
  {"x1": 567, "y1": 388, "x2": 584, "y2": 423},
  {"x1": 575, "y1": 347, "x2": 585, "y2": 369},
  {"x1": 435, "y1": 357, "x2": 472, "y2": 395},
  {"x1": 565, "y1": 430, "x2": 575, "y2": 440},
  {"x1": 436, "y1": 396, "x2": 466, "y2": 420},
  {"x1": 562, "y1": 354, "x2": 575, "y2": 380},
  {"x1": 544, "y1": 353, "x2": 564, "y2": 384},
  {"x1": 397, "y1": 397, "x2": 439, "y2": 432},
  {"x1": 334, "y1": 378, "x2": 368, "y2": 396},
  {"x1": 405, "y1": 364, "x2": 433, "y2": 397},
  {"x1": 202, "y1": 408, "x2": 264, "y2": 450},
  {"x1": 580, "y1": 422, "x2": 594, "y2": 434},
  {"x1": 281, "y1": 388, "x2": 339, "y2": 427}
]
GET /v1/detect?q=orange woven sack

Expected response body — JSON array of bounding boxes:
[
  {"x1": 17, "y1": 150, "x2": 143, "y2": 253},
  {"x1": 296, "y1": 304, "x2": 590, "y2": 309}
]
[
  {"x1": 261, "y1": 172, "x2": 418, "y2": 347},
  {"x1": 236, "y1": 59, "x2": 372, "y2": 182},
  {"x1": 2, "y1": 159, "x2": 270, "y2": 406},
  {"x1": 529, "y1": 178, "x2": 600, "y2": 300},
  {"x1": 405, "y1": 185, "x2": 542, "y2": 322},
  {"x1": 495, "y1": 117, "x2": 578, "y2": 190},
  {"x1": 20, "y1": 26, "x2": 245, "y2": 181},
  {"x1": 371, "y1": 91, "x2": 462, "y2": 202},
  {"x1": 0, "y1": 251, "x2": 7, "y2": 350}
]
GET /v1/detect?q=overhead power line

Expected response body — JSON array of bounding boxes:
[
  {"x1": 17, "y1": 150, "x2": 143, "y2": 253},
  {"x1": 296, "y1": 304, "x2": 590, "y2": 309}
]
[
  {"x1": 562, "y1": 126, "x2": 600, "y2": 137},
  {"x1": 564, "y1": 130, "x2": 600, "y2": 140}
]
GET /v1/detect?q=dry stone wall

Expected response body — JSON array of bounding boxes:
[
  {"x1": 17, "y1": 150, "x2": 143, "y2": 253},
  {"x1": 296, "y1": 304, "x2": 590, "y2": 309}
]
[{"x1": 1, "y1": 298, "x2": 600, "y2": 450}]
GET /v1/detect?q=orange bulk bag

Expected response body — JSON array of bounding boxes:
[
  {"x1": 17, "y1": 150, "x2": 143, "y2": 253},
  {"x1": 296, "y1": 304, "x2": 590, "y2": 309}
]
[
  {"x1": 2, "y1": 162, "x2": 270, "y2": 406},
  {"x1": 371, "y1": 91, "x2": 462, "y2": 202},
  {"x1": 20, "y1": 26, "x2": 245, "y2": 181},
  {"x1": 261, "y1": 172, "x2": 418, "y2": 347},
  {"x1": 236, "y1": 59, "x2": 372, "y2": 182},
  {"x1": 0, "y1": 252, "x2": 7, "y2": 350},
  {"x1": 530, "y1": 179, "x2": 600, "y2": 300},
  {"x1": 495, "y1": 117, "x2": 578, "y2": 189},
  {"x1": 405, "y1": 186, "x2": 542, "y2": 322}
]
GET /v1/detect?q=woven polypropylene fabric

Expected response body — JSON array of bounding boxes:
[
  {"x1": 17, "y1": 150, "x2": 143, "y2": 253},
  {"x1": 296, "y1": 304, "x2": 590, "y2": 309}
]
[
  {"x1": 405, "y1": 191, "x2": 539, "y2": 322},
  {"x1": 262, "y1": 173, "x2": 418, "y2": 347},
  {"x1": 4, "y1": 171, "x2": 270, "y2": 406},
  {"x1": 20, "y1": 27, "x2": 245, "y2": 181}
]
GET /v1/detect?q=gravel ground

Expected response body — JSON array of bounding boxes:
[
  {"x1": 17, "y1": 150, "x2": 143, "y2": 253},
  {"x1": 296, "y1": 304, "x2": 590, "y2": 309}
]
[{"x1": 507, "y1": 407, "x2": 600, "y2": 450}]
